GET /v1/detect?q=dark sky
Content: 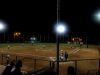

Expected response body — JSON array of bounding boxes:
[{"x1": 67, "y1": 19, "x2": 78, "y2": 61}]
[
  {"x1": 0, "y1": 0, "x2": 100, "y2": 43},
  {"x1": 0, "y1": 0, "x2": 56, "y2": 33}
]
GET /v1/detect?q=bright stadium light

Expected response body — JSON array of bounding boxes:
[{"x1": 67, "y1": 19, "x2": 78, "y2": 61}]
[
  {"x1": 0, "y1": 20, "x2": 8, "y2": 42},
  {"x1": 0, "y1": 21, "x2": 7, "y2": 32},
  {"x1": 0, "y1": 24, "x2": 5, "y2": 30},
  {"x1": 93, "y1": 9, "x2": 100, "y2": 24},
  {"x1": 55, "y1": 22, "x2": 69, "y2": 35}
]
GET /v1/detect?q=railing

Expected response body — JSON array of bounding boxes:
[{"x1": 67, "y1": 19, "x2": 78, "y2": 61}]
[
  {"x1": 48, "y1": 58, "x2": 99, "y2": 75},
  {"x1": 87, "y1": 69, "x2": 100, "y2": 75},
  {"x1": 0, "y1": 52, "x2": 55, "y2": 75},
  {"x1": 67, "y1": 58, "x2": 99, "y2": 75}
]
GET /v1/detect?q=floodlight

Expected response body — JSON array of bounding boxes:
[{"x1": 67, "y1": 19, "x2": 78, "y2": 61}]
[
  {"x1": 54, "y1": 22, "x2": 69, "y2": 35},
  {"x1": 0, "y1": 21, "x2": 6, "y2": 32},
  {"x1": 93, "y1": 9, "x2": 100, "y2": 24}
]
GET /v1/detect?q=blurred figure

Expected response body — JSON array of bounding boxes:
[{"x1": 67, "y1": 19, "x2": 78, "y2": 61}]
[
  {"x1": 6, "y1": 54, "x2": 10, "y2": 65},
  {"x1": 1, "y1": 60, "x2": 15, "y2": 75},
  {"x1": 59, "y1": 50, "x2": 64, "y2": 61},
  {"x1": 80, "y1": 42, "x2": 83, "y2": 48},
  {"x1": 67, "y1": 66, "x2": 76, "y2": 75},
  {"x1": 59, "y1": 50, "x2": 68, "y2": 61},
  {"x1": 7, "y1": 45, "x2": 10, "y2": 49},
  {"x1": 10, "y1": 60, "x2": 22, "y2": 75},
  {"x1": 64, "y1": 51, "x2": 68, "y2": 61}
]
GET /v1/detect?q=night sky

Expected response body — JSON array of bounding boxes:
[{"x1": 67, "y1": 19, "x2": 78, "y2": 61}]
[{"x1": 0, "y1": 0, "x2": 100, "y2": 43}]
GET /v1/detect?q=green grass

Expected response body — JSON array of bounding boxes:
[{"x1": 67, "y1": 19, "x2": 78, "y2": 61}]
[{"x1": 0, "y1": 42, "x2": 98, "y2": 48}]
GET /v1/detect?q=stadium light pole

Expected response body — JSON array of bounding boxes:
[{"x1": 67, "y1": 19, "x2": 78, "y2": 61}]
[
  {"x1": 93, "y1": 9, "x2": 100, "y2": 70},
  {"x1": 55, "y1": 22, "x2": 69, "y2": 75},
  {"x1": 55, "y1": 0, "x2": 69, "y2": 75},
  {"x1": 0, "y1": 21, "x2": 7, "y2": 42},
  {"x1": 86, "y1": 36, "x2": 88, "y2": 48},
  {"x1": 56, "y1": 0, "x2": 60, "y2": 75}
]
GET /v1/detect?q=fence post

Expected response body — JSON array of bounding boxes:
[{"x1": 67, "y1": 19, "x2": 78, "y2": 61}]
[
  {"x1": 75, "y1": 60, "x2": 77, "y2": 75},
  {"x1": 1, "y1": 54, "x2": 3, "y2": 65},
  {"x1": 16, "y1": 56, "x2": 18, "y2": 63},
  {"x1": 34, "y1": 59, "x2": 36, "y2": 74},
  {"x1": 50, "y1": 61, "x2": 55, "y2": 69},
  {"x1": 98, "y1": 48, "x2": 100, "y2": 70},
  {"x1": 50, "y1": 61, "x2": 52, "y2": 68}
]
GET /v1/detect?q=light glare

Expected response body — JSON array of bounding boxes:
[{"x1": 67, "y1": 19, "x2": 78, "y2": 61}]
[
  {"x1": 0, "y1": 21, "x2": 6, "y2": 32},
  {"x1": 56, "y1": 24, "x2": 66, "y2": 34},
  {"x1": 0, "y1": 23, "x2": 5, "y2": 30},
  {"x1": 54, "y1": 22, "x2": 69, "y2": 34},
  {"x1": 93, "y1": 9, "x2": 100, "y2": 24}
]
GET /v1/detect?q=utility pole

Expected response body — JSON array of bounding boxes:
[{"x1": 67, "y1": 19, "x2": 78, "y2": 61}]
[
  {"x1": 56, "y1": 0, "x2": 60, "y2": 75},
  {"x1": 86, "y1": 36, "x2": 88, "y2": 48}
]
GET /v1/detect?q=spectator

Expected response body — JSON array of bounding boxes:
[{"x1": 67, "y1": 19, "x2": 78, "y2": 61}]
[
  {"x1": 67, "y1": 66, "x2": 76, "y2": 75},
  {"x1": 6, "y1": 55, "x2": 10, "y2": 65},
  {"x1": 10, "y1": 60, "x2": 22, "y2": 75},
  {"x1": 64, "y1": 51, "x2": 68, "y2": 61},
  {"x1": 1, "y1": 60, "x2": 15, "y2": 75}
]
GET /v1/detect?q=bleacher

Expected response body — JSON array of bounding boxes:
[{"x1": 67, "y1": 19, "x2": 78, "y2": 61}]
[{"x1": 0, "y1": 65, "x2": 6, "y2": 75}]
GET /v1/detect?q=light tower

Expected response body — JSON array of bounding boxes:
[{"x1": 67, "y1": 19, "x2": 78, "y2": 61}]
[
  {"x1": 55, "y1": 0, "x2": 69, "y2": 75},
  {"x1": 92, "y1": 8, "x2": 100, "y2": 70}
]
